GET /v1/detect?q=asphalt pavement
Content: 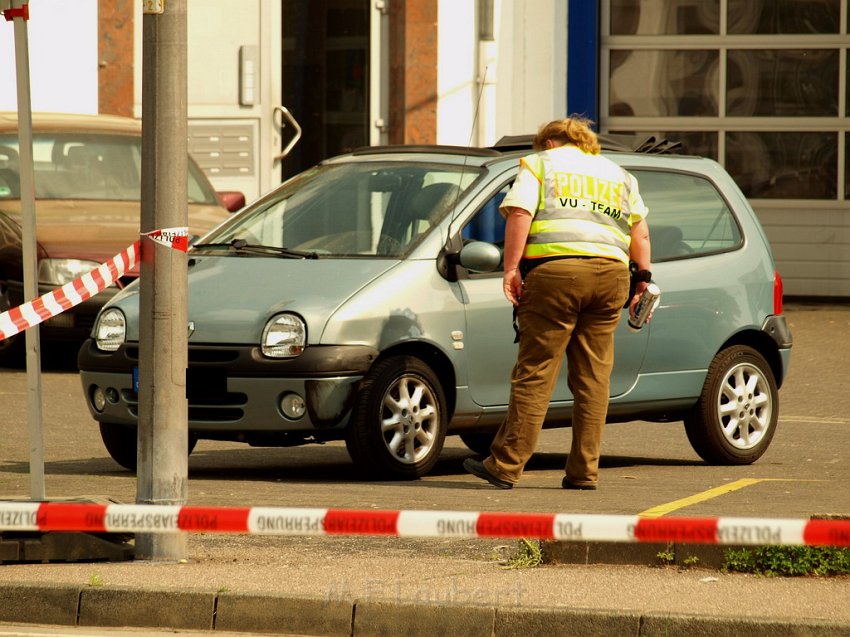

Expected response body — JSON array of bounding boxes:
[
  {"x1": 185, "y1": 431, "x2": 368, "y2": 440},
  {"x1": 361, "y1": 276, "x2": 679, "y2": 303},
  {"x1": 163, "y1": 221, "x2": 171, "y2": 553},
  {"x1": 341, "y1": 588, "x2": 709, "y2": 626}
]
[{"x1": 1, "y1": 303, "x2": 849, "y2": 636}]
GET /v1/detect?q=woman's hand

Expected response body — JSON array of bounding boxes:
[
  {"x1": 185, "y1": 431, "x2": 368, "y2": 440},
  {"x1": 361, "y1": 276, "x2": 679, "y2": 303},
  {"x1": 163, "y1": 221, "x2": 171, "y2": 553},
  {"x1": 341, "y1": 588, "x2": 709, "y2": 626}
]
[{"x1": 503, "y1": 268, "x2": 522, "y2": 306}]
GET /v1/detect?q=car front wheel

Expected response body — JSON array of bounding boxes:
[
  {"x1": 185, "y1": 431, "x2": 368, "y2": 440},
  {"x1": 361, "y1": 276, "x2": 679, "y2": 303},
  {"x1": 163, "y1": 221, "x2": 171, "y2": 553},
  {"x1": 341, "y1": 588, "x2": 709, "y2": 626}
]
[
  {"x1": 345, "y1": 355, "x2": 447, "y2": 480},
  {"x1": 99, "y1": 422, "x2": 198, "y2": 472},
  {"x1": 0, "y1": 280, "x2": 23, "y2": 367},
  {"x1": 684, "y1": 345, "x2": 778, "y2": 465}
]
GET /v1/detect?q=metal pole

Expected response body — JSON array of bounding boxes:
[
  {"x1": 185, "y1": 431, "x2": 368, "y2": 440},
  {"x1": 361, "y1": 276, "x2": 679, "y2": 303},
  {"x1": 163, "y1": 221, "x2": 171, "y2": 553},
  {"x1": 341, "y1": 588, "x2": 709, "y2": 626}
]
[
  {"x1": 137, "y1": 0, "x2": 189, "y2": 560},
  {"x1": 7, "y1": 0, "x2": 45, "y2": 501}
]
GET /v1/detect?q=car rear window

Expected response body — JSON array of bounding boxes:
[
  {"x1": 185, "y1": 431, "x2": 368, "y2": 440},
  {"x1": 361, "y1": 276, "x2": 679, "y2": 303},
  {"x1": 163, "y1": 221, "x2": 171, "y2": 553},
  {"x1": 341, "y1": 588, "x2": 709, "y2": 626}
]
[{"x1": 630, "y1": 169, "x2": 743, "y2": 261}]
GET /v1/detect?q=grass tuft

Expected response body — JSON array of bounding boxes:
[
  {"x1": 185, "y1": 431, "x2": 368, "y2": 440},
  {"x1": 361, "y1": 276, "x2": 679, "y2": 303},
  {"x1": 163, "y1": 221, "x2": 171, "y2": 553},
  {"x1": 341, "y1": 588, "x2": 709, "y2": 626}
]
[
  {"x1": 722, "y1": 546, "x2": 850, "y2": 577},
  {"x1": 502, "y1": 538, "x2": 543, "y2": 569}
]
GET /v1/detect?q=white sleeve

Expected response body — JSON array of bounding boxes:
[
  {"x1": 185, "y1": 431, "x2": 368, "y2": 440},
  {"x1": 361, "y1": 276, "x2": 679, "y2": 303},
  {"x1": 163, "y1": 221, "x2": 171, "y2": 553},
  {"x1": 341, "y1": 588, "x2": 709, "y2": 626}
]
[{"x1": 499, "y1": 159, "x2": 541, "y2": 218}]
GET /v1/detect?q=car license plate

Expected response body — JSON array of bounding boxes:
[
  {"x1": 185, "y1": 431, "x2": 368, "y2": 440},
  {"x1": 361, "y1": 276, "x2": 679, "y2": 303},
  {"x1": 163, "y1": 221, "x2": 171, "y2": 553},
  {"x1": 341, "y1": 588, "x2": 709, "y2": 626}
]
[{"x1": 132, "y1": 367, "x2": 227, "y2": 400}]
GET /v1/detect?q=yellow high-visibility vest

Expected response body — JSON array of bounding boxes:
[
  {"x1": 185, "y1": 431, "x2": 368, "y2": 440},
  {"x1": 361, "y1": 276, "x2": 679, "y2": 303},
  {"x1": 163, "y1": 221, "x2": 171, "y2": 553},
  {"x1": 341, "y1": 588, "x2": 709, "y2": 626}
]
[{"x1": 520, "y1": 146, "x2": 646, "y2": 265}]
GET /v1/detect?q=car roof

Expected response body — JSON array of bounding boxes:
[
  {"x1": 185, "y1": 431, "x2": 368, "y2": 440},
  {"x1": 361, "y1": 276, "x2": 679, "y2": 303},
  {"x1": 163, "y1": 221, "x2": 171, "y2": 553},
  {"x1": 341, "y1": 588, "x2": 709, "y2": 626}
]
[
  {"x1": 324, "y1": 133, "x2": 706, "y2": 173},
  {"x1": 0, "y1": 111, "x2": 141, "y2": 135}
]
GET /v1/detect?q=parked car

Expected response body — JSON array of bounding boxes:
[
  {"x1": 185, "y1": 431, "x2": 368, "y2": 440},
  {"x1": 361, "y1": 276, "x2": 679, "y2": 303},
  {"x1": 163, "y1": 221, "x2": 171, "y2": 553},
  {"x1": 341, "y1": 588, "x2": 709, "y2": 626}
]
[
  {"x1": 77, "y1": 135, "x2": 792, "y2": 479},
  {"x1": 0, "y1": 112, "x2": 244, "y2": 365}
]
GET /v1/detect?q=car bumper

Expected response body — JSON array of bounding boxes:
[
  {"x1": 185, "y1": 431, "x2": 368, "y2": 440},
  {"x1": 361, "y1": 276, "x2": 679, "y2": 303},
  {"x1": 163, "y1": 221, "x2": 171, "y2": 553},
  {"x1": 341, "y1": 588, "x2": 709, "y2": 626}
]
[
  {"x1": 77, "y1": 339, "x2": 379, "y2": 435},
  {"x1": 761, "y1": 314, "x2": 793, "y2": 387},
  {"x1": 762, "y1": 314, "x2": 793, "y2": 349}
]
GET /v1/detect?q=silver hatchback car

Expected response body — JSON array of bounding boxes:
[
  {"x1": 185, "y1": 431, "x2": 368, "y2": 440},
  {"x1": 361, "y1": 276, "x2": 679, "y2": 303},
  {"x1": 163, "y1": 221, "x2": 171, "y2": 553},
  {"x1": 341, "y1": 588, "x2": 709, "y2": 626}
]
[{"x1": 78, "y1": 137, "x2": 792, "y2": 479}]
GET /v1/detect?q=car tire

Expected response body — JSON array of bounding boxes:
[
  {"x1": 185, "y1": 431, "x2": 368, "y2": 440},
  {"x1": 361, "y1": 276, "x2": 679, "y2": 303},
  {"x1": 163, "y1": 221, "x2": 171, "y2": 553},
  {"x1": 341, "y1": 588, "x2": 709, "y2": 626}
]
[
  {"x1": 459, "y1": 432, "x2": 496, "y2": 456},
  {"x1": 99, "y1": 422, "x2": 198, "y2": 472},
  {"x1": 0, "y1": 280, "x2": 23, "y2": 368},
  {"x1": 684, "y1": 345, "x2": 778, "y2": 465},
  {"x1": 345, "y1": 355, "x2": 447, "y2": 480}
]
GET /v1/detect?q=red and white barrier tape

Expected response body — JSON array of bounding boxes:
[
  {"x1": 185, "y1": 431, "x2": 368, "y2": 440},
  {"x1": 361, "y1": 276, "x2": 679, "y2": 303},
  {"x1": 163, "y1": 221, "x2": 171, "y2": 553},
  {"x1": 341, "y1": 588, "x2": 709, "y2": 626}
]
[
  {"x1": 0, "y1": 227, "x2": 189, "y2": 343},
  {"x1": 141, "y1": 227, "x2": 189, "y2": 253},
  {"x1": 0, "y1": 242, "x2": 139, "y2": 343},
  {"x1": 1, "y1": 502, "x2": 848, "y2": 546}
]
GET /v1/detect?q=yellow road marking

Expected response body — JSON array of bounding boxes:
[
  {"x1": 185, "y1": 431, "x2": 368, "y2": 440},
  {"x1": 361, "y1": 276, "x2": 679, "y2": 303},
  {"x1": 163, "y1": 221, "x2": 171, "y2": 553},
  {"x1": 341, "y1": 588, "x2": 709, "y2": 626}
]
[{"x1": 638, "y1": 478, "x2": 788, "y2": 519}]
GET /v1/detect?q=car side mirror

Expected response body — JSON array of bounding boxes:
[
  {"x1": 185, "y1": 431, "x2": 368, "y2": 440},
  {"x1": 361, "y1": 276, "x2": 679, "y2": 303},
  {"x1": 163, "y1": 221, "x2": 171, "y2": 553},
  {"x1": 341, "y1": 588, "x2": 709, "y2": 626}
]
[
  {"x1": 217, "y1": 191, "x2": 246, "y2": 212},
  {"x1": 459, "y1": 241, "x2": 502, "y2": 273}
]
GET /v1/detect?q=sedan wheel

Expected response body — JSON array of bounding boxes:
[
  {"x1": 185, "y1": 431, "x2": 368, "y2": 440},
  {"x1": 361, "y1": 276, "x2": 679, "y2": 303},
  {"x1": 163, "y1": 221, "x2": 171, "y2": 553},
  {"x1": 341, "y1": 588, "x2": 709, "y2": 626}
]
[
  {"x1": 684, "y1": 345, "x2": 778, "y2": 465},
  {"x1": 346, "y1": 355, "x2": 447, "y2": 479},
  {"x1": 0, "y1": 281, "x2": 23, "y2": 367}
]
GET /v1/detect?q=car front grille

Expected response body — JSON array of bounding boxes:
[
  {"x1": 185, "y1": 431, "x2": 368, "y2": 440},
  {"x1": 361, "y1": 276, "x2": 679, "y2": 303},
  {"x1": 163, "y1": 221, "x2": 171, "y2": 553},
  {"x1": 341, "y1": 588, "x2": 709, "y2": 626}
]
[{"x1": 124, "y1": 347, "x2": 240, "y2": 364}]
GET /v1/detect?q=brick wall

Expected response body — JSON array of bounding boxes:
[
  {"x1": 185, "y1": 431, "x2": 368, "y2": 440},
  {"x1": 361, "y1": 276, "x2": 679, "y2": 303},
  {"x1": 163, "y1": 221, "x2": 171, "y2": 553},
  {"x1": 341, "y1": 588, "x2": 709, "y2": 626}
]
[
  {"x1": 389, "y1": 0, "x2": 437, "y2": 145},
  {"x1": 98, "y1": 0, "x2": 134, "y2": 116}
]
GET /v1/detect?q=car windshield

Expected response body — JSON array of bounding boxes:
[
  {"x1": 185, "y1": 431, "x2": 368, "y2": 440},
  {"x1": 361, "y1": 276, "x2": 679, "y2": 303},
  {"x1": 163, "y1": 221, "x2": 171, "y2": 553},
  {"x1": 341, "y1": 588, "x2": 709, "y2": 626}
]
[
  {"x1": 0, "y1": 133, "x2": 218, "y2": 204},
  {"x1": 195, "y1": 161, "x2": 482, "y2": 258}
]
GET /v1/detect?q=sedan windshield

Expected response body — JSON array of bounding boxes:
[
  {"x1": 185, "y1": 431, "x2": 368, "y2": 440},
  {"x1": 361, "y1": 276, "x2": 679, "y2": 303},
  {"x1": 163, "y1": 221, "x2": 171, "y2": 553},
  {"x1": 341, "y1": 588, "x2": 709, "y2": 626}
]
[{"x1": 195, "y1": 161, "x2": 482, "y2": 258}]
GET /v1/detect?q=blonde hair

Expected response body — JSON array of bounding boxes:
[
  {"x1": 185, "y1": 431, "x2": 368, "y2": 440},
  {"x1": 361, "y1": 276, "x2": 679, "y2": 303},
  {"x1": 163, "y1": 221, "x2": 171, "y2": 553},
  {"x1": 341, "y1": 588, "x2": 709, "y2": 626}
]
[{"x1": 532, "y1": 116, "x2": 601, "y2": 154}]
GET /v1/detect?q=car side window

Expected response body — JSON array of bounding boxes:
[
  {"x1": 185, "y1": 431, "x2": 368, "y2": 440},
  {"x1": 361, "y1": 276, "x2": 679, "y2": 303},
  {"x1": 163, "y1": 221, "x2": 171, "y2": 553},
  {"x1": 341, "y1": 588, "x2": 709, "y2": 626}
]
[
  {"x1": 462, "y1": 185, "x2": 508, "y2": 246},
  {"x1": 630, "y1": 169, "x2": 743, "y2": 262}
]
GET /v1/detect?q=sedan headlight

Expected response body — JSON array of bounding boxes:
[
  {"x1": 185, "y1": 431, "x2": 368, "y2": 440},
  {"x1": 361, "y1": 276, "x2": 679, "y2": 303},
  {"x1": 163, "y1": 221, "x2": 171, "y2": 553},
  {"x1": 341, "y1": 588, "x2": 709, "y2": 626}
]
[
  {"x1": 262, "y1": 313, "x2": 306, "y2": 358},
  {"x1": 94, "y1": 308, "x2": 126, "y2": 352},
  {"x1": 38, "y1": 258, "x2": 100, "y2": 285}
]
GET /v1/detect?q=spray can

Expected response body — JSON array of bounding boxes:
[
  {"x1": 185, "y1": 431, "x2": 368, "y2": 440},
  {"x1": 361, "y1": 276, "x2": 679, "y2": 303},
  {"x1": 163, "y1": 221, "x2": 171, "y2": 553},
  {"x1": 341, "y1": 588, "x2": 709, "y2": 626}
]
[{"x1": 628, "y1": 283, "x2": 661, "y2": 332}]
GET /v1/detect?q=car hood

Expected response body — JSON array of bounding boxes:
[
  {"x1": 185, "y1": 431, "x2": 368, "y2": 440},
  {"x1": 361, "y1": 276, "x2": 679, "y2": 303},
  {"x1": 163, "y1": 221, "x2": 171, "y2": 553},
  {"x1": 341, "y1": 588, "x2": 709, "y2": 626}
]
[
  {"x1": 0, "y1": 199, "x2": 228, "y2": 264},
  {"x1": 115, "y1": 255, "x2": 400, "y2": 343}
]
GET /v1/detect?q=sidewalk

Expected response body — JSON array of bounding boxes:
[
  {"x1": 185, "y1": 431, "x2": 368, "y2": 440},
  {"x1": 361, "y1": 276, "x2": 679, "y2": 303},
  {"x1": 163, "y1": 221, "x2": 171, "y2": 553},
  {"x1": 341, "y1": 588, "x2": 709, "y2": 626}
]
[{"x1": 2, "y1": 533, "x2": 849, "y2": 636}]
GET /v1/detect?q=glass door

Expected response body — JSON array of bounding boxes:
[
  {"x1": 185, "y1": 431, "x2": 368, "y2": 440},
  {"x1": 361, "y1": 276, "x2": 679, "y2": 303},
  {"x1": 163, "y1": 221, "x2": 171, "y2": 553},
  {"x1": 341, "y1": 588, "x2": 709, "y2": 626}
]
[{"x1": 282, "y1": 0, "x2": 370, "y2": 179}]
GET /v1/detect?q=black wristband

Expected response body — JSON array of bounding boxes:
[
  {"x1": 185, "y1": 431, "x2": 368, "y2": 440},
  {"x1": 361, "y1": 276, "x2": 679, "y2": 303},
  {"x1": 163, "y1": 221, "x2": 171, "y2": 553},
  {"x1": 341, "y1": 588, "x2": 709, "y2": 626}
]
[{"x1": 634, "y1": 269, "x2": 652, "y2": 283}]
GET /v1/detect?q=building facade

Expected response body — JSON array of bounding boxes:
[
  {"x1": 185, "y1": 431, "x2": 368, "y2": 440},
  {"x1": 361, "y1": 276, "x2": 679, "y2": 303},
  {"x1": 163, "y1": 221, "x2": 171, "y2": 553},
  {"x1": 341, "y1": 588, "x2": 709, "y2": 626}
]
[
  {"x1": 2, "y1": 0, "x2": 848, "y2": 297},
  {"x1": 597, "y1": 0, "x2": 850, "y2": 298}
]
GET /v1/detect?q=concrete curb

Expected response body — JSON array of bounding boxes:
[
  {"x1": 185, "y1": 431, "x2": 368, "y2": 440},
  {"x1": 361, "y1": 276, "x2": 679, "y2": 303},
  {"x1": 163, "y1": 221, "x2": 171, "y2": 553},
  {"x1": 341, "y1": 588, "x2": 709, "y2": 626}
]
[
  {"x1": 0, "y1": 584, "x2": 80, "y2": 626},
  {"x1": 542, "y1": 540, "x2": 737, "y2": 569},
  {"x1": 79, "y1": 587, "x2": 216, "y2": 630},
  {"x1": 2, "y1": 583, "x2": 849, "y2": 637},
  {"x1": 216, "y1": 594, "x2": 353, "y2": 636}
]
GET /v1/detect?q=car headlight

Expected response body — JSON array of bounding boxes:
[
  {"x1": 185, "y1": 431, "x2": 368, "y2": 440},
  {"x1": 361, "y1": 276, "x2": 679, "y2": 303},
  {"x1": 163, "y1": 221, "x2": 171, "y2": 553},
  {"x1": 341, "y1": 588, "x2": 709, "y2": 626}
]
[
  {"x1": 262, "y1": 313, "x2": 306, "y2": 358},
  {"x1": 38, "y1": 258, "x2": 100, "y2": 285},
  {"x1": 94, "y1": 308, "x2": 126, "y2": 352}
]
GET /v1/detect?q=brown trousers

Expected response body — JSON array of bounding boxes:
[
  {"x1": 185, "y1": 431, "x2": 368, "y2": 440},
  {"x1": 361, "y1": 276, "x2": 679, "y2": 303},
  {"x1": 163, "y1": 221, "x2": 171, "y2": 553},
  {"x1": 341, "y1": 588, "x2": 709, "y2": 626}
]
[{"x1": 483, "y1": 257, "x2": 630, "y2": 486}]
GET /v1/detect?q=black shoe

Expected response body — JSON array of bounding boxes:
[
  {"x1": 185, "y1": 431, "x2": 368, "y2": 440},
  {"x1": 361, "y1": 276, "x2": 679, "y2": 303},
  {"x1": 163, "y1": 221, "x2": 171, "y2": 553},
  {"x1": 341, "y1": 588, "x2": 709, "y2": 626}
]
[
  {"x1": 463, "y1": 458, "x2": 513, "y2": 489},
  {"x1": 562, "y1": 477, "x2": 597, "y2": 490}
]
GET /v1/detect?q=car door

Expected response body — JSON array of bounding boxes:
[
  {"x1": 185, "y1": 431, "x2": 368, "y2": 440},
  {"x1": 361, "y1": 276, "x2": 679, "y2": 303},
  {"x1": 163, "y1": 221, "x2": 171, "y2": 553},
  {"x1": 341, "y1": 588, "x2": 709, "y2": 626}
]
[
  {"x1": 624, "y1": 166, "x2": 747, "y2": 377},
  {"x1": 457, "y1": 185, "x2": 650, "y2": 408}
]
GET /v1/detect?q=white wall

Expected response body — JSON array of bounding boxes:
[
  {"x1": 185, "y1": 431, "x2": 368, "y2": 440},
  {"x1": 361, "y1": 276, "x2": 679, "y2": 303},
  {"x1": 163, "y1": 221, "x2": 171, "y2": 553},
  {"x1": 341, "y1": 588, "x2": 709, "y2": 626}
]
[
  {"x1": 133, "y1": 0, "x2": 282, "y2": 202},
  {"x1": 495, "y1": 0, "x2": 566, "y2": 138},
  {"x1": 436, "y1": 0, "x2": 566, "y2": 147},
  {"x1": 436, "y1": 0, "x2": 477, "y2": 146},
  {"x1": 0, "y1": 0, "x2": 97, "y2": 113}
]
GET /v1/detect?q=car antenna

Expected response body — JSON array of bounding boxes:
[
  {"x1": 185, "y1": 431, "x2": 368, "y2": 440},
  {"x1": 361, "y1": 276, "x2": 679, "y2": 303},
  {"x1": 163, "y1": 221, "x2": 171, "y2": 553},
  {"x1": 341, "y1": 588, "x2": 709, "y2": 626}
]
[{"x1": 443, "y1": 65, "x2": 489, "y2": 245}]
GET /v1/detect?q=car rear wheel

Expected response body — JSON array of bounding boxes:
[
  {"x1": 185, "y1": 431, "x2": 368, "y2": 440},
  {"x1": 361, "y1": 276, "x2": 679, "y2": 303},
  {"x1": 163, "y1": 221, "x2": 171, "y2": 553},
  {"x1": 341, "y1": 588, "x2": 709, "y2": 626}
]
[
  {"x1": 99, "y1": 422, "x2": 198, "y2": 472},
  {"x1": 345, "y1": 355, "x2": 447, "y2": 480},
  {"x1": 0, "y1": 280, "x2": 23, "y2": 367},
  {"x1": 684, "y1": 345, "x2": 778, "y2": 465}
]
